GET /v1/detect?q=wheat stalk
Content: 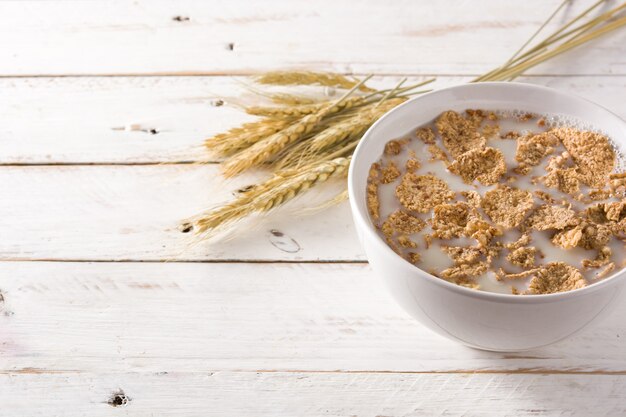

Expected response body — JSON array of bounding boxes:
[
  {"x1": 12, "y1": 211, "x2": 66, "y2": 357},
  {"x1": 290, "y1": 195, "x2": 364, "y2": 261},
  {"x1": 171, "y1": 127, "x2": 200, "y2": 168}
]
[
  {"x1": 476, "y1": 1, "x2": 626, "y2": 82},
  {"x1": 489, "y1": 13, "x2": 626, "y2": 81},
  {"x1": 256, "y1": 71, "x2": 375, "y2": 92}
]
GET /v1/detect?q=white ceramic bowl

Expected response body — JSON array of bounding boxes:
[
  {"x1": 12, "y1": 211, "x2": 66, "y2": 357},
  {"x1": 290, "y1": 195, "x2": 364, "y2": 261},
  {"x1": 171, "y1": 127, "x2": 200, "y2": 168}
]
[{"x1": 348, "y1": 82, "x2": 626, "y2": 351}]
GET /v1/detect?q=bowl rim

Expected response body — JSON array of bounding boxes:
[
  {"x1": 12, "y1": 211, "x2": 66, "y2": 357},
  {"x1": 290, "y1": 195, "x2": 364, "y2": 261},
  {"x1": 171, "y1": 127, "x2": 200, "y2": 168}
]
[{"x1": 348, "y1": 81, "x2": 626, "y2": 304}]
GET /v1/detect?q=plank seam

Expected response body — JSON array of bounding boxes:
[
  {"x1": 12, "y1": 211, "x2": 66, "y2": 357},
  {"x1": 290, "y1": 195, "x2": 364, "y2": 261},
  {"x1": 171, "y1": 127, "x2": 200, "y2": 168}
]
[
  {"x1": 0, "y1": 73, "x2": 624, "y2": 79},
  {"x1": 0, "y1": 259, "x2": 369, "y2": 264},
  {"x1": 2, "y1": 369, "x2": 626, "y2": 376},
  {"x1": 0, "y1": 162, "x2": 220, "y2": 167}
]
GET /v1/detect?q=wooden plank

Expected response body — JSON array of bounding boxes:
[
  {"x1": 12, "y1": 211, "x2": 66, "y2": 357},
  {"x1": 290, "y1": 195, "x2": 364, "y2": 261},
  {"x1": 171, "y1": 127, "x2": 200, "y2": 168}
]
[
  {"x1": 0, "y1": 164, "x2": 360, "y2": 261},
  {"x1": 1, "y1": 75, "x2": 625, "y2": 164},
  {"x1": 0, "y1": 0, "x2": 625, "y2": 76},
  {"x1": 0, "y1": 262, "x2": 624, "y2": 373},
  {"x1": 1, "y1": 371, "x2": 625, "y2": 416}
]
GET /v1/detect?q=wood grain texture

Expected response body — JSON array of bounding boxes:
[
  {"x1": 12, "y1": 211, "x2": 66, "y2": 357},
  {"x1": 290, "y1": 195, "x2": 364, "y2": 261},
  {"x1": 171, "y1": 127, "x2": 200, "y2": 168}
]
[
  {"x1": 0, "y1": 0, "x2": 625, "y2": 76},
  {"x1": 0, "y1": 262, "x2": 624, "y2": 374},
  {"x1": 0, "y1": 75, "x2": 625, "y2": 164},
  {"x1": 2, "y1": 371, "x2": 626, "y2": 416},
  {"x1": 2, "y1": 1, "x2": 626, "y2": 414}
]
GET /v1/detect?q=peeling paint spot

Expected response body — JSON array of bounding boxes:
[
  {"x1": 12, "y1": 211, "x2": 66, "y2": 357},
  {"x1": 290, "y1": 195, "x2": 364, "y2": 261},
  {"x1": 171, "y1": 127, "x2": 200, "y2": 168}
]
[{"x1": 269, "y1": 229, "x2": 301, "y2": 253}]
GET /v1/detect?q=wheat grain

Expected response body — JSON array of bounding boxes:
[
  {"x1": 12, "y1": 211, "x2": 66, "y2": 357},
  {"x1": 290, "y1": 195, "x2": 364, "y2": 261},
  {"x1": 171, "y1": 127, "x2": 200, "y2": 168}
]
[
  {"x1": 204, "y1": 118, "x2": 294, "y2": 156},
  {"x1": 270, "y1": 93, "x2": 318, "y2": 106},
  {"x1": 246, "y1": 102, "x2": 331, "y2": 117},
  {"x1": 256, "y1": 71, "x2": 375, "y2": 92}
]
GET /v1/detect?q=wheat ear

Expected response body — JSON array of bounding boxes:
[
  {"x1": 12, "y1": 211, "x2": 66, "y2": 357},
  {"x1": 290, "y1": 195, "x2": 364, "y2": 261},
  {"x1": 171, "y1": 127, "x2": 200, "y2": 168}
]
[
  {"x1": 256, "y1": 71, "x2": 375, "y2": 92},
  {"x1": 192, "y1": 156, "x2": 351, "y2": 235},
  {"x1": 220, "y1": 76, "x2": 371, "y2": 177},
  {"x1": 270, "y1": 93, "x2": 318, "y2": 106},
  {"x1": 309, "y1": 98, "x2": 406, "y2": 153},
  {"x1": 246, "y1": 101, "x2": 347, "y2": 118}
]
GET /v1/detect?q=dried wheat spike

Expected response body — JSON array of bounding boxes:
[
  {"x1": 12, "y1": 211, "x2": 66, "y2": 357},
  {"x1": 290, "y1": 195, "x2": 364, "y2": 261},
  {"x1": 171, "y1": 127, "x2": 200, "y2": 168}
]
[{"x1": 256, "y1": 71, "x2": 375, "y2": 92}]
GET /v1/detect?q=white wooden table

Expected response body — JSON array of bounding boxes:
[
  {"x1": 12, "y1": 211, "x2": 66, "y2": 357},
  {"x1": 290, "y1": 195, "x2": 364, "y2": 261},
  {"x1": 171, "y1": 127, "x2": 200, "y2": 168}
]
[{"x1": 1, "y1": 1, "x2": 625, "y2": 415}]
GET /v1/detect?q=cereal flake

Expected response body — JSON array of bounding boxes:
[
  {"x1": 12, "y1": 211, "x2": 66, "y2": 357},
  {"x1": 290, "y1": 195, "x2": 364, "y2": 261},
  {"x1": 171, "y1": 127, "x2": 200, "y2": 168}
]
[
  {"x1": 416, "y1": 127, "x2": 435, "y2": 144},
  {"x1": 427, "y1": 144, "x2": 449, "y2": 162},
  {"x1": 405, "y1": 150, "x2": 421, "y2": 173},
  {"x1": 507, "y1": 247, "x2": 537, "y2": 268},
  {"x1": 515, "y1": 132, "x2": 558, "y2": 173},
  {"x1": 481, "y1": 186, "x2": 534, "y2": 228},
  {"x1": 582, "y1": 246, "x2": 612, "y2": 269},
  {"x1": 396, "y1": 173, "x2": 455, "y2": 213},
  {"x1": 448, "y1": 147, "x2": 506, "y2": 185},
  {"x1": 441, "y1": 245, "x2": 483, "y2": 265},
  {"x1": 384, "y1": 139, "x2": 406, "y2": 156},
  {"x1": 465, "y1": 218, "x2": 502, "y2": 247},
  {"x1": 440, "y1": 261, "x2": 489, "y2": 281},
  {"x1": 527, "y1": 262, "x2": 587, "y2": 295},
  {"x1": 461, "y1": 190, "x2": 481, "y2": 207},
  {"x1": 381, "y1": 210, "x2": 427, "y2": 236},
  {"x1": 397, "y1": 235, "x2": 418, "y2": 248},
  {"x1": 525, "y1": 205, "x2": 578, "y2": 231},
  {"x1": 436, "y1": 110, "x2": 486, "y2": 158},
  {"x1": 407, "y1": 252, "x2": 421, "y2": 264},
  {"x1": 366, "y1": 163, "x2": 381, "y2": 221},
  {"x1": 380, "y1": 161, "x2": 400, "y2": 184},
  {"x1": 553, "y1": 127, "x2": 616, "y2": 188},
  {"x1": 432, "y1": 202, "x2": 477, "y2": 239}
]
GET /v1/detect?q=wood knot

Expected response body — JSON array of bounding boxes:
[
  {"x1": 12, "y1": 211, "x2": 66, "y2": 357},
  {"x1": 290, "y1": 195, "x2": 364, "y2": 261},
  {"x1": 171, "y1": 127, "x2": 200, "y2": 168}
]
[
  {"x1": 108, "y1": 390, "x2": 131, "y2": 407},
  {"x1": 172, "y1": 16, "x2": 190, "y2": 22},
  {"x1": 179, "y1": 223, "x2": 193, "y2": 233}
]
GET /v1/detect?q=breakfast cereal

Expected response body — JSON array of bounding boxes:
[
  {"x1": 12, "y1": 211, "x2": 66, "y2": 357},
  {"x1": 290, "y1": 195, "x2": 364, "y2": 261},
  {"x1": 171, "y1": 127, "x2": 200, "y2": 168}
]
[{"x1": 366, "y1": 108, "x2": 625, "y2": 295}]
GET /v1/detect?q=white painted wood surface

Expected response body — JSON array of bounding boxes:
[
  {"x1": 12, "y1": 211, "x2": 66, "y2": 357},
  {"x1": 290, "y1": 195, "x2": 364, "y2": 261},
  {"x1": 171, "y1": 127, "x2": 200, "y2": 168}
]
[
  {"x1": 2, "y1": 373, "x2": 626, "y2": 417},
  {"x1": 0, "y1": 0, "x2": 625, "y2": 76},
  {"x1": 1, "y1": 262, "x2": 624, "y2": 373},
  {"x1": 1, "y1": 0, "x2": 625, "y2": 415}
]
